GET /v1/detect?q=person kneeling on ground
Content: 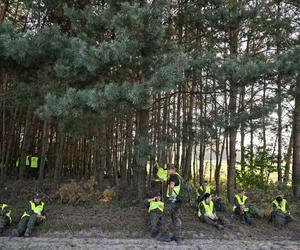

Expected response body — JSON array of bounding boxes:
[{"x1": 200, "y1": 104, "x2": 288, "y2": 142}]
[
  {"x1": 0, "y1": 201, "x2": 12, "y2": 236},
  {"x1": 271, "y1": 195, "x2": 293, "y2": 227},
  {"x1": 145, "y1": 194, "x2": 164, "y2": 238},
  {"x1": 12, "y1": 193, "x2": 46, "y2": 237},
  {"x1": 198, "y1": 193, "x2": 228, "y2": 230},
  {"x1": 233, "y1": 189, "x2": 255, "y2": 226}
]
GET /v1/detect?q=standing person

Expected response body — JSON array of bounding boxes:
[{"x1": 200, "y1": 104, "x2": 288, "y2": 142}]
[
  {"x1": 145, "y1": 194, "x2": 164, "y2": 238},
  {"x1": 12, "y1": 193, "x2": 46, "y2": 237},
  {"x1": 30, "y1": 155, "x2": 39, "y2": 179},
  {"x1": 0, "y1": 201, "x2": 12, "y2": 236},
  {"x1": 233, "y1": 189, "x2": 255, "y2": 226},
  {"x1": 271, "y1": 195, "x2": 293, "y2": 227},
  {"x1": 157, "y1": 164, "x2": 183, "y2": 243},
  {"x1": 198, "y1": 193, "x2": 228, "y2": 230}
]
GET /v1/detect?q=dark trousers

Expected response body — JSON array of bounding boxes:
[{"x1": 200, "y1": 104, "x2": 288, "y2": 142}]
[
  {"x1": 161, "y1": 202, "x2": 182, "y2": 239},
  {"x1": 0, "y1": 215, "x2": 9, "y2": 235},
  {"x1": 202, "y1": 215, "x2": 226, "y2": 227},
  {"x1": 271, "y1": 210, "x2": 293, "y2": 227},
  {"x1": 234, "y1": 208, "x2": 256, "y2": 226},
  {"x1": 15, "y1": 214, "x2": 40, "y2": 236}
]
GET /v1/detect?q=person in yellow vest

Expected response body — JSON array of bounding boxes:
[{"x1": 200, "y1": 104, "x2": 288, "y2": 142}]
[
  {"x1": 16, "y1": 156, "x2": 30, "y2": 168},
  {"x1": 155, "y1": 162, "x2": 168, "y2": 182},
  {"x1": 271, "y1": 195, "x2": 293, "y2": 227},
  {"x1": 12, "y1": 193, "x2": 46, "y2": 237},
  {"x1": 233, "y1": 189, "x2": 255, "y2": 226},
  {"x1": 198, "y1": 193, "x2": 227, "y2": 230},
  {"x1": 0, "y1": 202, "x2": 12, "y2": 236},
  {"x1": 150, "y1": 162, "x2": 168, "y2": 197},
  {"x1": 26, "y1": 155, "x2": 31, "y2": 167},
  {"x1": 30, "y1": 155, "x2": 39, "y2": 179},
  {"x1": 197, "y1": 180, "x2": 211, "y2": 202},
  {"x1": 145, "y1": 194, "x2": 164, "y2": 238},
  {"x1": 157, "y1": 164, "x2": 183, "y2": 243}
]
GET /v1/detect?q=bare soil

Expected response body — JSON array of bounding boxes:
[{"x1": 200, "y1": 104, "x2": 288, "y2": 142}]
[
  {"x1": 1, "y1": 180, "x2": 300, "y2": 249},
  {"x1": 1, "y1": 237, "x2": 300, "y2": 250}
]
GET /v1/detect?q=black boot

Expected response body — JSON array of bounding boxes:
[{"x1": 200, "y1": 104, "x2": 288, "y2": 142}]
[
  {"x1": 156, "y1": 232, "x2": 172, "y2": 242},
  {"x1": 215, "y1": 224, "x2": 224, "y2": 230},
  {"x1": 11, "y1": 229, "x2": 20, "y2": 237},
  {"x1": 150, "y1": 229, "x2": 158, "y2": 238},
  {"x1": 24, "y1": 228, "x2": 31, "y2": 237},
  {"x1": 171, "y1": 236, "x2": 183, "y2": 244}
]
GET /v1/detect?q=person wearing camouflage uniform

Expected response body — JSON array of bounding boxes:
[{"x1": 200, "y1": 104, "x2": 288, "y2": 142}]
[
  {"x1": 12, "y1": 193, "x2": 46, "y2": 237},
  {"x1": 157, "y1": 164, "x2": 183, "y2": 243},
  {"x1": 145, "y1": 194, "x2": 164, "y2": 238},
  {"x1": 0, "y1": 202, "x2": 12, "y2": 236}
]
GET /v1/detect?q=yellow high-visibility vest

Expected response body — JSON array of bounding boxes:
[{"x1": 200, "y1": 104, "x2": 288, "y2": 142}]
[
  {"x1": 272, "y1": 199, "x2": 287, "y2": 213},
  {"x1": 198, "y1": 200, "x2": 214, "y2": 218},
  {"x1": 1, "y1": 203, "x2": 12, "y2": 223},
  {"x1": 166, "y1": 172, "x2": 182, "y2": 198},
  {"x1": 30, "y1": 156, "x2": 39, "y2": 168},
  {"x1": 21, "y1": 201, "x2": 45, "y2": 219},
  {"x1": 233, "y1": 195, "x2": 249, "y2": 212},
  {"x1": 199, "y1": 185, "x2": 211, "y2": 194},
  {"x1": 148, "y1": 200, "x2": 164, "y2": 213},
  {"x1": 26, "y1": 156, "x2": 30, "y2": 166}
]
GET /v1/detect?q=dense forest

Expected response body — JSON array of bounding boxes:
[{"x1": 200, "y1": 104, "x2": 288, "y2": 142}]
[{"x1": 0, "y1": 0, "x2": 300, "y2": 202}]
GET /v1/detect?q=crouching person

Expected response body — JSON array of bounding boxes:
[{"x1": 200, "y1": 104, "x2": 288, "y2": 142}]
[
  {"x1": 145, "y1": 194, "x2": 164, "y2": 238},
  {"x1": 198, "y1": 193, "x2": 227, "y2": 230},
  {"x1": 233, "y1": 189, "x2": 256, "y2": 226},
  {"x1": 12, "y1": 193, "x2": 46, "y2": 237},
  {"x1": 271, "y1": 195, "x2": 293, "y2": 227},
  {"x1": 0, "y1": 202, "x2": 12, "y2": 236}
]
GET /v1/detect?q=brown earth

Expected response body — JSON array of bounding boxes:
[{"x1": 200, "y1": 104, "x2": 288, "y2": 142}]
[{"x1": 0, "y1": 180, "x2": 300, "y2": 249}]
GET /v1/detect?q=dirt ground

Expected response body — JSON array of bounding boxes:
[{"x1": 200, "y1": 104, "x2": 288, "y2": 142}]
[
  {"x1": 1, "y1": 180, "x2": 300, "y2": 249},
  {"x1": 1, "y1": 237, "x2": 300, "y2": 250},
  {"x1": 0, "y1": 204, "x2": 299, "y2": 249}
]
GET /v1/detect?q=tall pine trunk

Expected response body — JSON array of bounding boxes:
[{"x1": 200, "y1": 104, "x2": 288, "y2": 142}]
[
  {"x1": 292, "y1": 74, "x2": 300, "y2": 198},
  {"x1": 19, "y1": 109, "x2": 32, "y2": 180},
  {"x1": 134, "y1": 109, "x2": 149, "y2": 200},
  {"x1": 39, "y1": 121, "x2": 49, "y2": 180}
]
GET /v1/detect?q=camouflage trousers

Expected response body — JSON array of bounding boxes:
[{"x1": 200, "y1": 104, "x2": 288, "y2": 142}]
[
  {"x1": 160, "y1": 202, "x2": 182, "y2": 239},
  {"x1": 0, "y1": 215, "x2": 10, "y2": 235},
  {"x1": 149, "y1": 211, "x2": 163, "y2": 235},
  {"x1": 15, "y1": 214, "x2": 42, "y2": 236}
]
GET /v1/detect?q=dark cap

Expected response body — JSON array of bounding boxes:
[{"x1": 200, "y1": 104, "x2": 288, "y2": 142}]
[
  {"x1": 203, "y1": 193, "x2": 211, "y2": 200},
  {"x1": 238, "y1": 188, "x2": 245, "y2": 193},
  {"x1": 167, "y1": 163, "x2": 176, "y2": 169},
  {"x1": 276, "y1": 195, "x2": 283, "y2": 202},
  {"x1": 34, "y1": 193, "x2": 41, "y2": 199}
]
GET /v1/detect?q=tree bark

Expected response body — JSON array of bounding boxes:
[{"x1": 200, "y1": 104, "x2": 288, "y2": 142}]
[
  {"x1": 284, "y1": 129, "x2": 293, "y2": 184},
  {"x1": 0, "y1": 0, "x2": 9, "y2": 21},
  {"x1": 19, "y1": 108, "x2": 32, "y2": 180},
  {"x1": 292, "y1": 74, "x2": 300, "y2": 198},
  {"x1": 134, "y1": 108, "x2": 149, "y2": 200},
  {"x1": 39, "y1": 121, "x2": 49, "y2": 180}
]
